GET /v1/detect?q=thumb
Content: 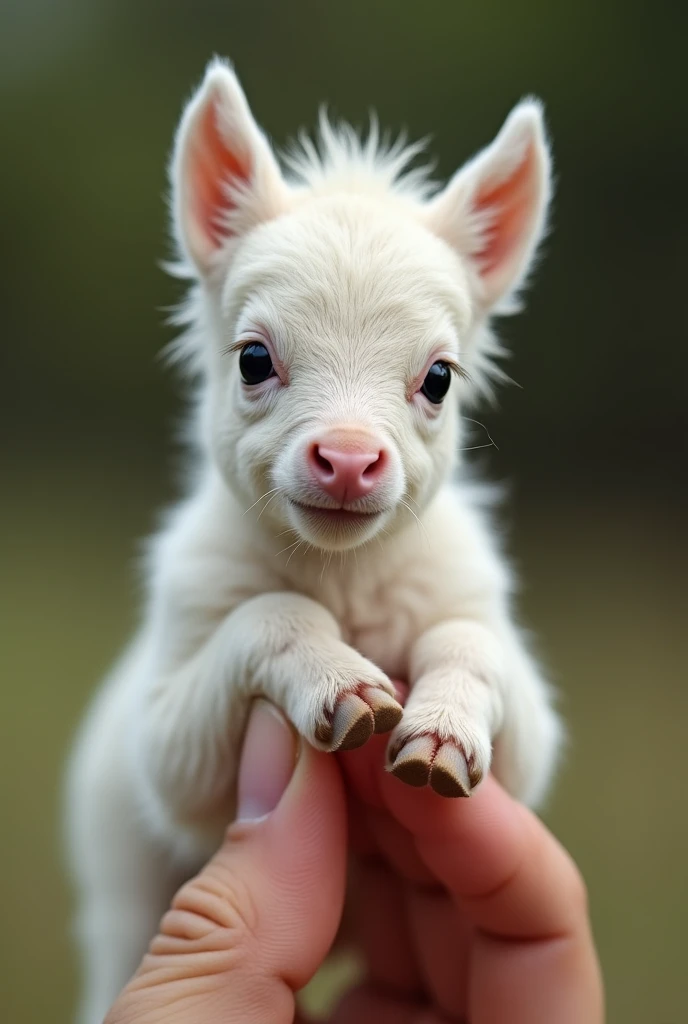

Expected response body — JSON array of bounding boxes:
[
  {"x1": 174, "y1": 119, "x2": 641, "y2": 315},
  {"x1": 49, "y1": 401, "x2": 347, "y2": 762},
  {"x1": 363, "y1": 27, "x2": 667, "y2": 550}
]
[{"x1": 106, "y1": 700, "x2": 348, "y2": 1024}]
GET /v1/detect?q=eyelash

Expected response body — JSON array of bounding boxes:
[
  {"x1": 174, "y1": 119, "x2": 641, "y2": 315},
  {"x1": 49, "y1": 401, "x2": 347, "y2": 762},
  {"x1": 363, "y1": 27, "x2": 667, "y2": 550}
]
[
  {"x1": 227, "y1": 336, "x2": 288, "y2": 386},
  {"x1": 409, "y1": 357, "x2": 467, "y2": 401}
]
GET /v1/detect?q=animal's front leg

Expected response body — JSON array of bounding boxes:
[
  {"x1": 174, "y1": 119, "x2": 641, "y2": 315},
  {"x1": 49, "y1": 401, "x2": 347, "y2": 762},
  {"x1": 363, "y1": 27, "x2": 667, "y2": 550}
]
[
  {"x1": 234, "y1": 593, "x2": 403, "y2": 750},
  {"x1": 139, "y1": 592, "x2": 402, "y2": 832},
  {"x1": 388, "y1": 620, "x2": 505, "y2": 797}
]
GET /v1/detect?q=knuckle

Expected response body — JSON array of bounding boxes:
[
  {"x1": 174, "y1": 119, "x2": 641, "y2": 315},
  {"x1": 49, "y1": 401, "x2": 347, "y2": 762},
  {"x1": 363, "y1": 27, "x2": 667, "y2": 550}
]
[{"x1": 152, "y1": 865, "x2": 262, "y2": 963}]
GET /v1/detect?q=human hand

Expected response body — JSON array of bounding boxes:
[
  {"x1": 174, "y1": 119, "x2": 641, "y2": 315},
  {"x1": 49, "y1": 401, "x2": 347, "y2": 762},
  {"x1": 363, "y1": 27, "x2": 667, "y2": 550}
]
[
  {"x1": 336, "y1": 726, "x2": 604, "y2": 1023},
  {"x1": 105, "y1": 697, "x2": 603, "y2": 1023}
]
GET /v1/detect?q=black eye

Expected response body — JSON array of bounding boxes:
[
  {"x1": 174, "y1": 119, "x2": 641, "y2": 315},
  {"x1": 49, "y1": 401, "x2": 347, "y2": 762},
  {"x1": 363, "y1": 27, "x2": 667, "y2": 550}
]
[
  {"x1": 420, "y1": 361, "x2": 451, "y2": 405},
  {"x1": 239, "y1": 342, "x2": 275, "y2": 385}
]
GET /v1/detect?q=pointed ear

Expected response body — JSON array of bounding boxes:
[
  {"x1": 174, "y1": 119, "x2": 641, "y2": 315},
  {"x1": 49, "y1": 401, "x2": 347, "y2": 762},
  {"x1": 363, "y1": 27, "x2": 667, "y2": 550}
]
[
  {"x1": 426, "y1": 100, "x2": 552, "y2": 311},
  {"x1": 171, "y1": 59, "x2": 289, "y2": 274}
]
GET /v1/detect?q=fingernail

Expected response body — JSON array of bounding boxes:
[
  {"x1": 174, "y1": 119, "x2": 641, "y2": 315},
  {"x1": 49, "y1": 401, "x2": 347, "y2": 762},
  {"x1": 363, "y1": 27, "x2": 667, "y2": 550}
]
[{"x1": 236, "y1": 700, "x2": 298, "y2": 822}]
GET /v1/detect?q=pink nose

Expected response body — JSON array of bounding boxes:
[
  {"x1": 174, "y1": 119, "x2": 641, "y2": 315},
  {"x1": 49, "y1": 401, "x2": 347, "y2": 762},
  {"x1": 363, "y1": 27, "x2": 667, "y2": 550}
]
[{"x1": 308, "y1": 438, "x2": 386, "y2": 503}]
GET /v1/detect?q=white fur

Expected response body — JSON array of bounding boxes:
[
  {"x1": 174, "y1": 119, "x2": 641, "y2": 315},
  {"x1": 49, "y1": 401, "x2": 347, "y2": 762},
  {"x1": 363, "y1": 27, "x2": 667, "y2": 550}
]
[{"x1": 66, "y1": 58, "x2": 563, "y2": 1024}]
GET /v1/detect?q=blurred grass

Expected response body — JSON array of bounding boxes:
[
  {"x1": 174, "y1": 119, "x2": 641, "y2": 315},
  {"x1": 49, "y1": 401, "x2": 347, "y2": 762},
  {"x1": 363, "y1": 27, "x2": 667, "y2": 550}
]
[{"x1": 1, "y1": 460, "x2": 686, "y2": 1022}]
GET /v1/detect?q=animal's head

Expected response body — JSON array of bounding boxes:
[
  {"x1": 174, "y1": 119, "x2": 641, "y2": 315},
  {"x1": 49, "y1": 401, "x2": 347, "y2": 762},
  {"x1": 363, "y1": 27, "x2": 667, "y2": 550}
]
[{"x1": 169, "y1": 60, "x2": 552, "y2": 551}]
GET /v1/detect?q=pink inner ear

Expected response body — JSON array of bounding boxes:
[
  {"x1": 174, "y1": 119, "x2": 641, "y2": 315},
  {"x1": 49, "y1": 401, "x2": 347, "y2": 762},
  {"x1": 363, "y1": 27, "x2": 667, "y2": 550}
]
[
  {"x1": 473, "y1": 141, "x2": 537, "y2": 277},
  {"x1": 190, "y1": 97, "x2": 251, "y2": 248}
]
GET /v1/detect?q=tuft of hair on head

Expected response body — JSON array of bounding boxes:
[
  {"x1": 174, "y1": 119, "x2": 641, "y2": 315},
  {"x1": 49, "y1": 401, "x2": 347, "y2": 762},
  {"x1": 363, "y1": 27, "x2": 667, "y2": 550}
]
[{"x1": 280, "y1": 109, "x2": 438, "y2": 203}]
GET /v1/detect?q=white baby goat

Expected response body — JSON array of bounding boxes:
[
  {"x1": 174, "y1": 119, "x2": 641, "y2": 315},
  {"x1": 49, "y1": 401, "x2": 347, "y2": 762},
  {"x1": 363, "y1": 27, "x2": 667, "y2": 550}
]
[{"x1": 66, "y1": 59, "x2": 563, "y2": 1024}]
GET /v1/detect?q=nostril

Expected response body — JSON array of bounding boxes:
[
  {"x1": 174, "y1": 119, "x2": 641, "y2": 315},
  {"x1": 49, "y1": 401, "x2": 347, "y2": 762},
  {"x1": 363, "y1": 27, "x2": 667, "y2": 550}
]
[
  {"x1": 310, "y1": 439, "x2": 388, "y2": 498},
  {"x1": 312, "y1": 444, "x2": 335, "y2": 478},
  {"x1": 363, "y1": 450, "x2": 385, "y2": 478}
]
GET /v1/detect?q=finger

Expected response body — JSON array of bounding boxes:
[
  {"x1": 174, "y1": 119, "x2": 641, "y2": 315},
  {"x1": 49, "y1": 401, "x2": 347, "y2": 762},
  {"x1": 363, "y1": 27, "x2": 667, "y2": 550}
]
[
  {"x1": 338, "y1": 731, "x2": 392, "y2": 810},
  {"x1": 352, "y1": 785, "x2": 472, "y2": 1015},
  {"x1": 346, "y1": 794, "x2": 378, "y2": 858},
  {"x1": 404, "y1": 885, "x2": 473, "y2": 1020},
  {"x1": 363, "y1": 803, "x2": 437, "y2": 887},
  {"x1": 107, "y1": 700, "x2": 347, "y2": 1024},
  {"x1": 380, "y1": 773, "x2": 604, "y2": 1022},
  {"x1": 382, "y1": 772, "x2": 585, "y2": 940},
  {"x1": 356, "y1": 799, "x2": 472, "y2": 1016},
  {"x1": 348, "y1": 857, "x2": 423, "y2": 995},
  {"x1": 472, "y1": 927, "x2": 603, "y2": 1024}
]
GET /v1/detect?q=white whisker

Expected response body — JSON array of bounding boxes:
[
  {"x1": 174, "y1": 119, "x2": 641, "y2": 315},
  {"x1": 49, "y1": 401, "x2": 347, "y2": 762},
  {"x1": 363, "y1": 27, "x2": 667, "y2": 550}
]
[
  {"x1": 256, "y1": 490, "x2": 281, "y2": 523},
  {"x1": 285, "y1": 541, "x2": 303, "y2": 567},
  {"x1": 319, "y1": 549, "x2": 334, "y2": 585},
  {"x1": 275, "y1": 538, "x2": 301, "y2": 558},
  {"x1": 243, "y1": 487, "x2": 279, "y2": 516},
  {"x1": 400, "y1": 498, "x2": 430, "y2": 550}
]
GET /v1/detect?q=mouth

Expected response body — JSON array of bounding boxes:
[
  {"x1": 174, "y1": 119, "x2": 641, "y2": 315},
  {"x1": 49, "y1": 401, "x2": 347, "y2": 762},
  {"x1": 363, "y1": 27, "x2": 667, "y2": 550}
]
[{"x1": 289, "y1": 499, "x2": 383, "y2": 529}]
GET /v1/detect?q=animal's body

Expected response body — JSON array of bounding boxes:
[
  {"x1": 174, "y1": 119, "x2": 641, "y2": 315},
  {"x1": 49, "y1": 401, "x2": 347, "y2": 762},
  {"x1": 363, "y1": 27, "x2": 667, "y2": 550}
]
[{"x1": 66, "y1": 60, "x2": 563, "y2": 1024}]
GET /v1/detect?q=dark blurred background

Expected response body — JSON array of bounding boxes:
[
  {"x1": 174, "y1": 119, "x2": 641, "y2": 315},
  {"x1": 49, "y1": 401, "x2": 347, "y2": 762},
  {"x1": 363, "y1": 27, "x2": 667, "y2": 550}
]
[{"x1": 1, "y1": 1, "x2": 686, "y2": 1021}]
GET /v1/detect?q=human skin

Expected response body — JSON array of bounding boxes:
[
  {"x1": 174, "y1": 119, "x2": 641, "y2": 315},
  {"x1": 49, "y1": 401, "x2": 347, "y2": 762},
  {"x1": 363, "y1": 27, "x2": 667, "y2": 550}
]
[{"x1": 104, "y1": 697, "x2": 604, "y2": 1024}]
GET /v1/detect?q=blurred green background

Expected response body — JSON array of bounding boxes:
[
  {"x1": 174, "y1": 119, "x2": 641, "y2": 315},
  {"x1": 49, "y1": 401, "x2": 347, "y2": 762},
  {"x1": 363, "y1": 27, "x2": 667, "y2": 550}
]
[{"x1": 1, "y1": 1, "x2": 686, "y2": 1021}]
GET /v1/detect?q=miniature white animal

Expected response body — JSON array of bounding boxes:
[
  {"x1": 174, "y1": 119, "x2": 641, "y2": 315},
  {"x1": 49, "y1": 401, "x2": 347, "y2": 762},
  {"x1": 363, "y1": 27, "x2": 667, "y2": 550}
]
[{"x1": 66, "y1": 59, "x2": 563, "y2": 1024}]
